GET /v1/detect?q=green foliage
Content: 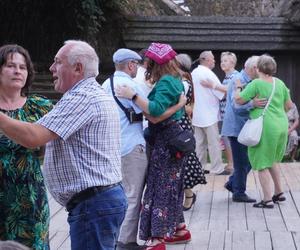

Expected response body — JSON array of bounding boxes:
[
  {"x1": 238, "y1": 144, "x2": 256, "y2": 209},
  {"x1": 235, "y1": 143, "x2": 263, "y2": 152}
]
[{"x1": 74, "y1": 0, "x2": 108, "y2": 40}]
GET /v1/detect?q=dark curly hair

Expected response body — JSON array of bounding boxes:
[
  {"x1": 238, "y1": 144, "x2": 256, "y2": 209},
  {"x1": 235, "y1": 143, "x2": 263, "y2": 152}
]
[{"x1": 0, "y1": 44, "x2": 34, "y2": 96}]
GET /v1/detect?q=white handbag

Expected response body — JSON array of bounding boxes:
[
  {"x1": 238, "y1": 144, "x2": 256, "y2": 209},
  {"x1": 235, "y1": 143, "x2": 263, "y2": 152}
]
[{"x1": 237, "y1": 78, "x2": 276, "y2": 146}]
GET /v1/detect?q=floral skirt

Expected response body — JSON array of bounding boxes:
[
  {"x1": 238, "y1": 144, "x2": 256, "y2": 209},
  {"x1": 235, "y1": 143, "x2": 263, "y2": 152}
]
[{"x1": 139, "y1": 121, "x2": 185, "y2": 240}]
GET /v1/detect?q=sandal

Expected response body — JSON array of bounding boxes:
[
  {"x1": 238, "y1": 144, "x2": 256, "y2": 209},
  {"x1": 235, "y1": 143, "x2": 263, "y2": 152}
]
[
  {"x1": 253, "y1": 200, "x2": 274, "y2": 209},
  {"x1": 272, "y1": 192, "x2": 286, "y2": 203},
  {"x1": 164, "y1": 228, "x2": 191, "y2": 244},
  {"x1": 183, "y1": 193, "x2": 196, "y2": 211},
  {"x1": 144, "y1": 238, "x2": 165, "y2": 250}
]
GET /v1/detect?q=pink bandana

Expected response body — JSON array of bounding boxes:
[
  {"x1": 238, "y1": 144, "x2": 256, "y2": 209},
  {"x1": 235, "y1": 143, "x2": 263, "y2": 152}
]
[{"x1": 145, "y1": 42, "x2": 177, "y2": 65}]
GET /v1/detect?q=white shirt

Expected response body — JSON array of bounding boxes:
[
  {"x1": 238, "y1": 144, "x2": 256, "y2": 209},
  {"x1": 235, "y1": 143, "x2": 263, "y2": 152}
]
[
  {"x1": 133, "y1": 66, "x2": 153, "y2": 97},
  {"x1": 133, "y1": 66, "x2": 153, "y2": 129},
  {"x1": 191, "y1": 65, "x2": 224, "y2": 127}
]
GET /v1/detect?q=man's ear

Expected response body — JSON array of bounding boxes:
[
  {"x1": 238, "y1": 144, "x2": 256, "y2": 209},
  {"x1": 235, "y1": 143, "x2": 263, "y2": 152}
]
[{"x1": 74, "y1": 63, "x2": 83, "y2": 74}]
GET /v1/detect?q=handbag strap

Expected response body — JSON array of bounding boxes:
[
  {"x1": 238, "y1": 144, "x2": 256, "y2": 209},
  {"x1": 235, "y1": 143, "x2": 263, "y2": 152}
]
[
  {"x1": 109, "y1": 76, "x2": 131, "y2": 117},
  {"x1": 262, "y1": 77, "x2": 276, "y2": 116}
]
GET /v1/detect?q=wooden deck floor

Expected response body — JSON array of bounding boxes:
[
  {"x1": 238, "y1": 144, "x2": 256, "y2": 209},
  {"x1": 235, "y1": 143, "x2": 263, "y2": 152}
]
[{"x1": 49, "y1": 162, "x2": 300, "y2": 250}]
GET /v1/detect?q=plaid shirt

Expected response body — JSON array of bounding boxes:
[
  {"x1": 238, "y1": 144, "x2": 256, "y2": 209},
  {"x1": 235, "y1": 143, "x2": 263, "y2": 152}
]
[{"x1": 37, "y1": 77, "x2": 122, "y2": 206}]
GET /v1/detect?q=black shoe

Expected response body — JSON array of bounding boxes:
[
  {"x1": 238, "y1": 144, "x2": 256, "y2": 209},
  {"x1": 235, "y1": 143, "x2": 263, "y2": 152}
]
[
  {"x1": 116, "y1": 242, "x2": 145, "y2": 250},
  {"x1": 217, "y1": 169, "x2": 231, "y2": 175},
  {"x1": 272, "y1": 192, "x2": 286, "y2": 203},
  {"x1": 232, "y1": 195, "x2": 256, "y2": 203},
  {"x1": 183, "y1": 192, "x2": 197, "y2": 211},
  {"x1": 253, "y1": 200, "x2": 274, "y2": 209},
  {"x1": 224, "y1": 182, "x2": 233, "y2": 193}
]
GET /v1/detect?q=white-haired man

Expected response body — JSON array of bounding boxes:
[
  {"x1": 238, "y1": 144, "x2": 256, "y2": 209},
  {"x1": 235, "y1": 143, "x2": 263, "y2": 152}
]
[
  {"x1": 191, "y1": 51, "x2": 229, "y2": 175},
  {"x1": 0, "y1": 40, "x2": 127, "y2": 250}
]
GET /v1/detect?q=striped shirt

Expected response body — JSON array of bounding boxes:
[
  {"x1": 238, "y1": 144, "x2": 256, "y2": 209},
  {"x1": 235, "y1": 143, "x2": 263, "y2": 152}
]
[{"x1": 37, "y1": 77, "x2": 122, "y2": 206}]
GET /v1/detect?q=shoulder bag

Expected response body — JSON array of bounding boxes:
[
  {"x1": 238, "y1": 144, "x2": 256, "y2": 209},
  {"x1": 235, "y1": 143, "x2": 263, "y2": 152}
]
[
  {"x1": 167, "y1": 125, "x2": 196, "y2": 159},
  {"x1": 110, "y1": 76, "x2": 143, "y2": 123},
  {"x1": 237, "y1": 78, "x2": 276, "y2": 146}
]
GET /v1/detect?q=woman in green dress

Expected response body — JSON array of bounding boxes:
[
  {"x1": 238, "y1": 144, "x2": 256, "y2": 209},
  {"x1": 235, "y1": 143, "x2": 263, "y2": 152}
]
[
  {"x1": 0, "y1": 44, "x2": 53, "y2": 249},
  {"x1": 235, "y1": 54, "x2": 293, "y2": 209}
]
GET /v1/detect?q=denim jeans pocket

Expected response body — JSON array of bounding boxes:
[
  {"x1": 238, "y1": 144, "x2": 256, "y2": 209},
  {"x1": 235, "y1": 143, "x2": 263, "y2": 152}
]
[
  {"x1": 67, "y1": 204, "x2": 86, "y2": 223},
  {"x1": 97, "y1": 204, "x2": 127, "y2": 216}
]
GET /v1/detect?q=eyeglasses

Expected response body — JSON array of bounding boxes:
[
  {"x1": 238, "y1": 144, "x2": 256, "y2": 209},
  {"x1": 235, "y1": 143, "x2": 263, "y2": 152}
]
[{"x1": 130, "y1": 60, "x2": 139, "y2": 65}]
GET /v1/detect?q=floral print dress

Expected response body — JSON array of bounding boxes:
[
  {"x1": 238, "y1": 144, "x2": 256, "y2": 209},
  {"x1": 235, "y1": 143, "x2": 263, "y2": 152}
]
[
  {"x1": 0, "y1": 95, "x2": 53, "y2": 250},
  {"x1": 139, "y1": 121, "x2": 185, "y2": 240}
]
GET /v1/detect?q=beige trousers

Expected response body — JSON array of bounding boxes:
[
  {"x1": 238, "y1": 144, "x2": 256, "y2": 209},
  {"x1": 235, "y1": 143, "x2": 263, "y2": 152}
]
[
  {"x1": 194, "y1": 122, "x2": 224, "y2": 174},
  {"x1": 118, "y1": 144, "x2": 148, "y2": 244}
]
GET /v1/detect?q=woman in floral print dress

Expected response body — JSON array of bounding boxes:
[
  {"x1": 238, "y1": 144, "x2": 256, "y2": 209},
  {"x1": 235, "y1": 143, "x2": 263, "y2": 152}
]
[
  {"x1": 175, "y1": 54, "x2": 207, "y2": 211},
  {"x1": 0, "y1": 44, "x2": 53, "y2": 249}
]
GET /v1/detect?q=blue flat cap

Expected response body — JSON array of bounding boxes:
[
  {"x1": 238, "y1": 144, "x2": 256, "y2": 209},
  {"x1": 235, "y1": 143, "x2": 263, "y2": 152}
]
[{"x1": 113, "y1": 48, "x2": 142, "y2": 63}]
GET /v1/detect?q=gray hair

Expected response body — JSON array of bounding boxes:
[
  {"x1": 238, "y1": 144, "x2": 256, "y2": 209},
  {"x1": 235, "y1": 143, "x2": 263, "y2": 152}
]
[
  {"x1": 64, "y1": 40, "x2": 99, "y2": 78},
  {"x1": 257, "y1": 54, "x2": 277, "y2": 75},
  {"x1": 176, "y1": 53, "x2": 192, "y2": 71},
  {"x1": 199, "y1": 50, "x2": 213, "y2": 64},
  {"x1": 221, "y1": 51, "x2": 237, "y2": 67},
  {"x1": 244, "y1": 55, "x2": 259, "y2": 69}
]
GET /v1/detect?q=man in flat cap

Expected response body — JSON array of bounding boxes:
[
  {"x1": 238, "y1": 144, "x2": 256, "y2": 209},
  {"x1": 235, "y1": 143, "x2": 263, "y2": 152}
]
[
  {"x1": 102, "y1": 48, "x2": 186, "y2": 249},
  {"x1": 102, "y1": 48, "x2": 147, "y2": 250}
]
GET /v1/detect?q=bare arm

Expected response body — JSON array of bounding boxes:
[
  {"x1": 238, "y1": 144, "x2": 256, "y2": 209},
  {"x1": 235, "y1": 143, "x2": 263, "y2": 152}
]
[
  {"x1": 201, "y1": 79, "x2": 227, "y2": 93},
  {"x1": 132, "y1": 95, "x2": 150, "y2": 114},
  {"x1": 115, "y1": 85, "x2": 151, "y2": 114},
  {"x1": 185, "y1": 104, "x2": 193, "y2": 119},
  {"x1": 288, "y1": 118, "x2": 299, "y2": 134},
  {"x1": 0, "y1": 112, "x2": 58, "y2": 148},
  {"x1": 285, "y1": 99, "x2": 293, "y2": 112}
]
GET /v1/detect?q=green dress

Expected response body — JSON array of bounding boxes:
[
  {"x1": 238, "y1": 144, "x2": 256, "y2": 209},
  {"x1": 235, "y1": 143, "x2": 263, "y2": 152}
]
[
  {"x1": 0, "y1": 95, "x2": 53, "y2": 249},
  {"x1": 239, "y1": 78, "x2": 291, "y2": 170}
]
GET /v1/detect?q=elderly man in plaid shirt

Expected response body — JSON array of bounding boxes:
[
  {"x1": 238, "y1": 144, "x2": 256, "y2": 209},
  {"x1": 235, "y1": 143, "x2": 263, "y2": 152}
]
[{"x1": 0, "y1": 40, "x2": 127, "y2": 250}]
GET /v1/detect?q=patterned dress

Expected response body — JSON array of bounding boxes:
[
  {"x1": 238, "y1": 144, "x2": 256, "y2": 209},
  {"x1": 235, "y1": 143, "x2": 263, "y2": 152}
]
[
  {"x1": 139, "y1": 121, "x2": 185, "y2": 240},
  {"x1": 0, "y1": 95, "x2": 53, "y2": 250},
  {"x1": 286, "y1": 103, "x2": 299, "y2": 155},
  {"x1": 139, "y1": 75, "x2": 185, "y2": 240},
  {"x1": 178, "y1": 80, "x2": 206, "y2": 189}
]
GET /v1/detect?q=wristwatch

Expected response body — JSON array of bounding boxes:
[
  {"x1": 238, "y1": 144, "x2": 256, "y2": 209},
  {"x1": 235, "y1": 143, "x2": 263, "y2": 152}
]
[
  {"x1": 237, "y1": 86, "x2": 243, "y2": 91},
  {"x1": 131, "y1": 93, "x2": 138, "y2": 101}
]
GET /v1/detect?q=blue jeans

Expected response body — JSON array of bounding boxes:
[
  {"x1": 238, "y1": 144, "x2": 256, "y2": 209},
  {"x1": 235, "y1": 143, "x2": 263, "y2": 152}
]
[
  {"x1": 227, "y1": 137, "x2": 252, "y2": 198},
  {"x1": 67, "y1": 184, "x2": 127, "y2": 250}
]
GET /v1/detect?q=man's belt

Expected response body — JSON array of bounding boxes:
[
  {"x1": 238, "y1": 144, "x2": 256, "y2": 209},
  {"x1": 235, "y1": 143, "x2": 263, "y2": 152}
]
[{"x1": 66, "y1": 182, "x2": 121, "y2": 212}]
